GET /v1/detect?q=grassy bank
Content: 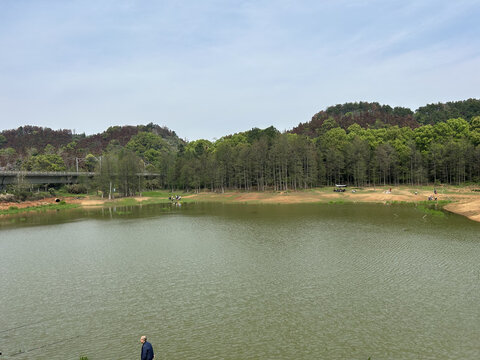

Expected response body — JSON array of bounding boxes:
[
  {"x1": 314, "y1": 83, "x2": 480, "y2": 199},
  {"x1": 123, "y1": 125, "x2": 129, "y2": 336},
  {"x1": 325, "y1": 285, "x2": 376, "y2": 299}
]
[{"x1": 0, "y1": 202, "x2": 80, "y2": 215}]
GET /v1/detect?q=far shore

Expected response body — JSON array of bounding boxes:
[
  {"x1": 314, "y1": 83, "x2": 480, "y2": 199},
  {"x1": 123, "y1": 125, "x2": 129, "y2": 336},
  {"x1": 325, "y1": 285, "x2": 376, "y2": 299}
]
[{"x1": 1, "y1": 185, "x2": 480, "y2": 223}]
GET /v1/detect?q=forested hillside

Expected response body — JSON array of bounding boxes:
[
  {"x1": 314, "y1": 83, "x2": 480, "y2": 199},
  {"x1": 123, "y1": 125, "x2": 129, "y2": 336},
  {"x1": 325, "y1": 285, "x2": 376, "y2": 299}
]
[
  {"x1": 0, "y1": 123, "x2": 183, "y2": 172},
  {"x1": 292, "y1": 99, "x2": 480, "y2": 136},
  {"x1": 292, "y1": 102, "x2": 417, "y2": 136},
  {"x1": 415, "y1": 99, "x2": 480, "y2": 125},
  {"x1": 1, "y1": 99, "x2": 480, "y2": 196}
]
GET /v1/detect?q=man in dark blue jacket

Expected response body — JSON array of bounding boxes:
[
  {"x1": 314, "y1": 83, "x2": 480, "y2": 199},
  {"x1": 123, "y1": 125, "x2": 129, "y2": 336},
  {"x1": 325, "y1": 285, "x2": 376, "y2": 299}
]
[{"x1": 140, "y1": 335, "x2": 154, "y2": 360}]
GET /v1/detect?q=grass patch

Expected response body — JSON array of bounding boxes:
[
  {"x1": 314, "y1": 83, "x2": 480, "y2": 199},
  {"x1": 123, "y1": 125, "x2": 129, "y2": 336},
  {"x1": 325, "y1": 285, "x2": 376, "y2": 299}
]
[
  {"x1": 415, "y1": 200, "x2": 451, "y2": 208},
  {"x1": 413, "y1": 200, "x2": 451, "y2": 217},
  {"x1": 142, "y1": 191, "x2": 185, "y2": 197},
  {"x1": 0, "y1": 202, "x2": 79, "y2": 215},
  {"x1": 416, "y1": 205, "x2": 446, "y2": 217},
  {"x1": 140, "y1": 198, "x2": 171, "y2": 205},
  {"x1": 387, "y1": 200, "x2": 408, "y2": 205},
  {"x1": 104, "y1": 198, "x2": 139, "y2": 206},
  {"x1": 386, "y1": 199, "x2": 451, "y2": 209},
  {"x1": 55, "y1": 189, "x2": 89, "y2": 197},
  {"x1": 103, "y1": 196, "x2": 176, "y2": 207}
]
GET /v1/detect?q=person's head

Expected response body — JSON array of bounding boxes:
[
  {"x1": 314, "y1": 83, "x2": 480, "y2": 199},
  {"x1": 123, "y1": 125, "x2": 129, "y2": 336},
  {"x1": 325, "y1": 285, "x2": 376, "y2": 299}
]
[{"x1": 140, "y1": 336, "x2": 147, "y2": 344}]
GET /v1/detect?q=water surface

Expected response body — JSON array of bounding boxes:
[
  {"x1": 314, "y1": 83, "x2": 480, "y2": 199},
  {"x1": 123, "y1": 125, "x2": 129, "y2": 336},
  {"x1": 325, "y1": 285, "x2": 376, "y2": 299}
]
[{"x1": 1, "y1": 203, "x2": 479, "y2": 359}]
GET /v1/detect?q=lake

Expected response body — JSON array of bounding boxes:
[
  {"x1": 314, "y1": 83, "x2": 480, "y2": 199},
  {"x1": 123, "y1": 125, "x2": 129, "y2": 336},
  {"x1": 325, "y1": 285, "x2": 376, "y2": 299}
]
[{"x1": 1, "y1": 203, "x2": 479, "y2": 359}]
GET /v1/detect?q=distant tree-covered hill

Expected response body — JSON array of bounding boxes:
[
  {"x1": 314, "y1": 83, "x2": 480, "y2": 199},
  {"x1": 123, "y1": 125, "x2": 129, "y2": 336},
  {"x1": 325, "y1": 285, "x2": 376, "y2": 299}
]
[
  {"x1": 0, "y1": 125, "x2": 78, "y2": 156},
  {"x1": 0, "y1": 123, "x2": 184, "y2": 171},
  {"x1": 75, "y1": 123, "x2": 182, "y2": 155},
  {"x1": 0, "y1": 123, "x2": 182, "y2": 156},
  {"x1": 292, "y1": 99, "x2": 480, "y2": 137},
  {"x1": 414, "y1": 98, "x2": 480, "y2": 125}
]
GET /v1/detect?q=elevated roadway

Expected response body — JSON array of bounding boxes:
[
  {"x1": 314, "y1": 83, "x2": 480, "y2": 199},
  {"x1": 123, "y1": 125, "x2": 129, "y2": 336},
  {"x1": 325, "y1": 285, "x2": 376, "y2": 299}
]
[{"x1": 0, "y1": 171, "x2": 158, "y2": 190}]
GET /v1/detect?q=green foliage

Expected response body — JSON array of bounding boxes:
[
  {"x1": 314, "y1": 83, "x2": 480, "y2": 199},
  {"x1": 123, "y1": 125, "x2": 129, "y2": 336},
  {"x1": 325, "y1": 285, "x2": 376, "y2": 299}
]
[
  {"x1": 94, "y1": 148, "x2": 143, "y2": 198},
  {"x1": 416, "y1": 205, "x2": 446, "y2": 217},
  {"x1": 2, "y1": 102, "x2": 479, "y2": 192},
  {"x1": 328, "y1": 200, "x2": 346, "y2": 204},
  {"x1": 0, "y1": 202, "x2": 79, "y2": 215},
  {"x1": 6, "y1": 174, "x2": 32, "y2": 201},
  {"x1": 144, "y1": 178, "x2": 161, "y2": 190},
  {"x1": 104, "y1": 126, "x2": 121, "y2": 139},
  {"x1": 0, "y1": 147, "x2": 16, "y2": 168},
  {"x1": 244, "y1": 126, "x2": 279, "y2": 144},
  {"x1": 446, "y1": 118, "x2": 469, "y2": 138},
  {"x1": 64, "y1": 141, "x2": 77, "y2": 151},
  {"x1": 320, "y1": 128, "x2": 347, "y2": 150},
  {"x1": 65, "y1": 184, "x2": 88, "y2": 194},
  {"x1": 126, "y1": 131, "x2": 169, "y2": 155},
  {"x1": 415, "y1": 98, "x2": 480, "y2": 125},
  {"x1": 185, "y1": 139, "x2": 213, "y2": 157},
  {"x1": 94, "y1": 152, "x2": 117, "y2": 199},
  {"x1": 22, "y1": 153, "x2": 66, "y2": 171},
  {"x1": 471, "y1": 116, "x2": 480, "y2": 130},
  {"x1": 84, "y1": 154, "x2": 98, "y2": 171},
  {"x1": 141, "y1": 190, "x2": 174, "y2": 197},
  {"x1": 43, "y1": 144, "x2": 56, "y2": 155},
  {"x1": 319, "y1": 117, "x2": 340, "y2": 134},
  {"x1": 170, "y1": 113, "x2": 480, "y2": 191}
]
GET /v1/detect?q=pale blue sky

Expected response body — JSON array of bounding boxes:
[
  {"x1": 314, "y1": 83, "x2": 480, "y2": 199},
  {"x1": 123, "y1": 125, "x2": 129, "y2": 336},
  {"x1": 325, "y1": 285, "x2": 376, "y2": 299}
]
[{"x1": 1, "y1": 0, "x2": 479, "y2": 140}]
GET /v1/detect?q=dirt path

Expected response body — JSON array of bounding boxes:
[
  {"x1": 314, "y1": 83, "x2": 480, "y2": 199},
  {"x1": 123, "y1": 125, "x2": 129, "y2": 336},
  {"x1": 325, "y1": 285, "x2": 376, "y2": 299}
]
[
  {"x1": 0, "y1": 196, "x2": 152, "y2": 210},
  {"x1": 185, "y1": 188, "x2": 432, "y2": 204},
  {"x1": 0, "y1": 197, "x2": 61, "y2": 210}
]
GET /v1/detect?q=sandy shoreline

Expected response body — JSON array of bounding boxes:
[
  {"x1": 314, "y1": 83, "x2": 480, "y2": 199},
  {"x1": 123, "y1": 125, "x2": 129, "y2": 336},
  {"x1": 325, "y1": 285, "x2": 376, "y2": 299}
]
[
  {"x1": 1, "y1": 187, "x2": 480, "y2": 222},
  {"x1": 183, "y1": 187, "x2": 480, "y2": 222}
]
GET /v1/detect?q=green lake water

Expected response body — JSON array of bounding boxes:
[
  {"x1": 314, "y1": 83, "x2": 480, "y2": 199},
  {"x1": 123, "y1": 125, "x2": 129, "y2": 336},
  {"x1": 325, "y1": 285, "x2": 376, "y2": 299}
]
[{"x1": 0, "y1": 203, "x2": 479, "y2": 359}]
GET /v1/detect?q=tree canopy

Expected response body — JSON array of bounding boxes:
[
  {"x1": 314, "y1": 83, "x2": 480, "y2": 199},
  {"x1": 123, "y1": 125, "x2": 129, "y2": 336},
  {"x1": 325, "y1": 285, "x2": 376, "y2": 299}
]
[{"x1": 1, "y1": 99, "x2": 480, "y2": 193}]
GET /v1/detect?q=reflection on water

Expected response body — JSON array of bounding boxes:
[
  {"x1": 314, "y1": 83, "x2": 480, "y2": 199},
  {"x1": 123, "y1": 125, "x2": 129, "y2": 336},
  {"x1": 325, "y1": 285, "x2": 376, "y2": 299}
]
[{"x1": 1, "y1": 203, "x2": 479, "y2": 359}]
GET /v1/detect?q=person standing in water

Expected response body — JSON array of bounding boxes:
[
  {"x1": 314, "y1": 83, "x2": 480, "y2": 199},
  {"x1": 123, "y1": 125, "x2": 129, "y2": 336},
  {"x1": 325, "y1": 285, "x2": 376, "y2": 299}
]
[{"x1": 140, "y1": 335, "x2": 154, "y2": 360}]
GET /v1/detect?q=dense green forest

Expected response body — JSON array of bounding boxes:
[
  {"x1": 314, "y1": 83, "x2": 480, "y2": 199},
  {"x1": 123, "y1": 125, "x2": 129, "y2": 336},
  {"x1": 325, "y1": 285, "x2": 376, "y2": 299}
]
[{"x1": 1, "y1": 99, "x2": 480, "y2": 195}]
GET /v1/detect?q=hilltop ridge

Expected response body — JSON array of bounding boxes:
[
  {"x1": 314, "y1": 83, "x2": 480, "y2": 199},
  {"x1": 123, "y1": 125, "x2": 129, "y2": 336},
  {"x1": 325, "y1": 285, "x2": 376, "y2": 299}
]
[{"x1": 291, "y1": 99, "x2": 480, "y2": 137}]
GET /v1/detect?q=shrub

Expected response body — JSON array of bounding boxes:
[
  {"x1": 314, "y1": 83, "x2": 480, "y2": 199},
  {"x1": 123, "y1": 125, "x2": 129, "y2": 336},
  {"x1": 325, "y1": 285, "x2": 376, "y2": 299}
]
[
  {"x1": 15, "y1": 190, "x2": 31, "y2": 201},
  {"x1": 30, "y1": 192, "x2": 45, "y2": 200},
  {"x1": 145, "y1": 179, "x2": 161, "y2": 190},
  {"x1": 65, "y1": 184, "x2": 88, "y2": 194}
]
